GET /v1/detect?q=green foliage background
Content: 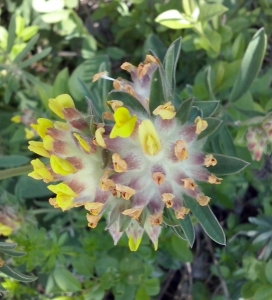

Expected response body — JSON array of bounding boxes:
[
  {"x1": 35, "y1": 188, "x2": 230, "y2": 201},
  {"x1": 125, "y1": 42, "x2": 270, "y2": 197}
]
[{"x1": 0, "y1": 0, "x2": 272, "y2": 299}]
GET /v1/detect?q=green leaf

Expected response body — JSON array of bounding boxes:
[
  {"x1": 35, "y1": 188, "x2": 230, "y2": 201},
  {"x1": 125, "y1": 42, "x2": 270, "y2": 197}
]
[
  {"x1": 32, "y1": 0, "x2": 65, "y2": 13},
  {"x1": 53, "y1": 268, "x2": 81, "y2": 292},
  {"x1": 19, "y1": 26, "x2": 39, "y2": 42},
  {"x1": 197, "y1": 117, "x2": 222, "y2": 140},
  {"x1": 211, "y1": 154, "x2": 249, "y2": 175},
  {"x1": 188, "y1": 106, "x2": 202, "y2": 123},
  {"x1": 217, "y1": 124, "x2": 237, "y2": 156},
  {"x1": 7, "y1": 15, "x2": 16, "y2": 53},
  {"x1": 205, "y1": 66, "x2": 216, "y2": 100},
  {"x1": 149, "y1": 68, "x2": 165, "y2": 113},
  {"x1": 193, "y1": 101, "x2": 219, "y2": 117},
  {"x1": 0, "y1": 282, "x2": 6, "y2": 292},
  {"x1": 0, "y1": 263, "x2": 37, "y2": 282},
  {"x1": 254, "y1": 285, "x2": 272, "y2": 300},
  {"x1": 176, "y1": 98, "x2": 194, "y2": 124},
  {"x1": 143, "y1": 34, "x2": 166, "y2": 62},
  {"x1": 155, "y1": 10, "x2": 195, "y2": 29},
  {"x1": 108, "y1": 91, "x2": 147, "y2": 114},
  {"x1": 163, "y1": 37, "x2": 182, "y2": 93},
  {"x1": 179, "y1": 214, "x2": 195, "y2": 247},
  {"x1": 41, "y1": 10, "x2": 70, "y2": 23},
  {"x1": 229, "y1": 28, "x2": 267, "y2": 102},
  {"x1": 265, "y1": 260, "x2": 272, "y2": 284},
  {"x1": 18, "y1": 47, "x2": 51, "y2": 68},
  {"x1": 171, "y1": 235, "x2": 193, "y2": 262},
  {"x1": 0, "y1": 242, "x2": 17, "y2": 250},
  {"x1": 52, "y1": 68, "x2": 70, "y2": 97},
  {"x1": 0, "y1": 155, "x2": 30, "y2": 168},
  {"x1": 241, "y1": 281, "x2": 259, "y2": 299},
  {"x1": 13, "y1": 34, "x2": 39, "y2": 63},
  {"x1": 0, "y1": 248, "x2": 26, "y2": 257},
  {"x1": 199, "y1": 3, "x2": 228, "y2": 22},
  {"x1": 183, "y1": 196, "x2": 226, "y2": 245},
  {"x1": 135, "y1": 286, "x2": 150, "y2": 300},
  {"x1": 143, "y1": 278, "x2": 160, "y2": 296}
]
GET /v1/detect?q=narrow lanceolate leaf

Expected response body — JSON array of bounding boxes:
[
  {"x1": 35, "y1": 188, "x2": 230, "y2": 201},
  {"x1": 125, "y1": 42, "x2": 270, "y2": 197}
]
[
  {"x1": 179, "y1": 214, "x2": 195, "y2": 247},
  {"x1": 183, "y1": 196, "x2": 226, "y2": 245},
  {"x1": 163, "y1": 37, "x2": 182, "y2": 93},
  {"x1": 176, "y1": 98, "x2": 193, "y2": 124},
  {"x1": 108, "y1": 91, "x2": 148, "y2": 114},
  {"x1": 0, "y1": 242, "x2": 17, "y2": 250},
  {"x1": 13, "y1": 34, "x2": 39, "y2": 63},
  {"x1": 229, "y1": 28, "x2": 267, "y2": 102},
  {"x1": 197, "y1": 118, "x2": 222, "y2": 140},
  {"x1": 18, "y1": 47, "x2": 52, "y2": 69},
  {"x1": 0, "y1": 248, "x2": 26, "y2": 257},
  {"x1": 210, "y1": 154, "x2": 250, "y2": 175},
  {"x1": 193, "y1": 100, "x2": 219, "y2": 118},
  {"x1": 149, "y1": 68, "x2": 165, "y2": 113},
  {"x1": 218, "y1": 125, "x2": 237, "y2": 157},
  {"x1": 0, "y1": 263, "x2": 37, "y2": 282},
  {"x1": 205, "y1": 66, "x2": 216, "y2": 100},
  {"x1": 7, "y1": 15, "x2": 16, "y2": 53}
]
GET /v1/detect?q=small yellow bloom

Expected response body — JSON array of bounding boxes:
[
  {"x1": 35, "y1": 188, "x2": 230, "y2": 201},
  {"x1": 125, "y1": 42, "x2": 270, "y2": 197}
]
[
  {"x1": 174, "y1": 140, "x2": 188, "y2": 161},
  {"x1": 86, "y1": 214, "x2": 101, "y2": 228},
  {"x1": 43, "y1": 135, "x2": 54, "y2": 151},
  {"x1": 122, "y1": 208, "x2": 143, "y2": 220},
  {"x1": 181, "y1": 178, "x2": 196, "y2": 190},
  {"x1": 196, "y1": 194, "x2": 211, "y2": 206},
  {"x1": 153, "y1": 102, "x2": 176, "y2": 120},
  {"x1": 85, "y1": 202, "x2": 104, "y2": 216},
  {"x1": 50, "y1": 155, "x2": 76, "y2": 176},
  {"x1": 31, "y1": 118, "x2": 53, "y2": 138},
  {"x1": 208, "y1": 174, "x2": 222, "y2": 184},
  {"x1": 28, "y1": 159, "x2": 53, "y2": 182},
  {"x1": 0, "y1": 223, "x2": 13, "y2": 236},
  {"x1": 120, "y1": 62, "x2": 136, "y2": 72},
  {"x1": 47, "y1": 183, "x2": 77, "y2": 211},
  {"x1": 152, "y1": 172, "x2": 165, "y2": 185},
  {"x1": 115, "y1": 184, "x2": 136, "y2": 200},
  {"x1": 11, "y1": 115, "x2": 21, "y2": 123},
  {"x1": 204, "y1": 154, "x2": 217, "y2": 167},
  {"x1": 94, "y1": 128, "x2": 106, "y2": 148},
  {"x1": 112, "y1": 153, "x2": 127, "y2": 172},
  {"x1": 149, "y1": 213, "x2": 163, "y2": 226},
  {"x1": 28, "y1": 141, "x2": 50, "y2": 157},
  {"x1": 92, "y1": 71, "x2": 108, "y2": 82},
  {"x1": 138, "y1": 120, "x2": 161, "y2": 156},
  {"x1": 107, "y1": 100, "x2": 123, "y2": 111},
  {"x1": 73, "y1": 133, "x2": 91, "y2": 153},
  {"x1": 110, "y1": 107, "x2": 137, "y2": 138},
  {"x1": 25, "y1": 128, "x2": 35, "y2": 140},
  {"x1": 129, "y1": 235, "x2": 142, "y2": 252},
  {"x1": 195, "y1": 117, "x2": 208, "y2": 134},
  {"x1": 48, "y1": 94, "x2": 75, "y2": 119},
  {"x1": 162, "y1": 193, "x2": 175, "y2": 208},
  {"x1": 175, "y1": 207, "x2": 190, "y2": 219}
]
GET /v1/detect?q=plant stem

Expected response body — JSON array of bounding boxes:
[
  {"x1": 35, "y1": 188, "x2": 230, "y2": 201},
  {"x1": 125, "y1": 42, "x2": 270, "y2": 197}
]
[{"x1": 0, "y1": 165, "x2": 32, "y2": 180}]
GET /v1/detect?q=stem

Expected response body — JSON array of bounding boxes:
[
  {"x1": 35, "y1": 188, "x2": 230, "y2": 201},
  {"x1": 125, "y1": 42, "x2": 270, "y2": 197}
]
[
  {"x1": 0, "y1": 165, "x2": 33, "y2": 180},
  {"x1": 31, "y1": 209, "x2": 58, "y2": 215}
]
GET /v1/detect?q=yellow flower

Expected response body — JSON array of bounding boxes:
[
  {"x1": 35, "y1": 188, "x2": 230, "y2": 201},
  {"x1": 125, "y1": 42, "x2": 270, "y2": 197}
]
[
  {"x1": 28, "y1": 141, "x2": 50, "y2": 157},
  {"x1": 73, "y1": 133, "x2": 91, "y2": 153},
  {"x1": 50, "y1": 155, "x2": 76, "y2": 176},
  {"x1": 110, "y1": 107, "x2": 137, "y2": 138},
  {"x1": 153, "y1": 101, "x2": 176, "y2": 120},
  {"x1": 11, "y1": 115, "x2": 21, "y2": 123},
  {"x1": 48, "y1": 94, "x2": 75, "y2": 119},
  {"x1": 28, "y1": 159, "x2": 53, "y2": 182},
  {"x1": 94, "y1": 128, "x2": 106, "y2": 148},
  {"x1": 31, "y1": 118, "x2": 53, "y2": 138},
  {"x1": 47, "y1": 183, "x2": 77, "y2": 211},
  {"x1": 43, "y1": 135, "x2": 55, "y2": 151},
  {"x1": 0, "y1": 223, "x2": 13, "y2": 236},
  {"x1": 138, "y1": 120, "x2": 161, "y2": 156},
  {"x1": 195, "y1": 117, "x2": 208, "y2": 134},
  {"x1": 25, "y1": 128, "x2": 35, "y2": 140}
]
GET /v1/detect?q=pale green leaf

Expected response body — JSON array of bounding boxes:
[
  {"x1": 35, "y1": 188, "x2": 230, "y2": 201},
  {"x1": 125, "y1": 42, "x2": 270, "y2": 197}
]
[
  {"x1": 211, "y1": 154, "x2": 249, "y2": 175},
  {"x1": 155, "y1": 10, "x2": 195, "y2": 29}
]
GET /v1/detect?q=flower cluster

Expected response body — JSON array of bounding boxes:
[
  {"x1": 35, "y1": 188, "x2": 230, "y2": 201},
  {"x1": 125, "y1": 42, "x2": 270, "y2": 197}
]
[
  {"x1": 28, "y1": 55, "x2": 223, "y2": 251},
  {"x1": 246, "y1": 114, "x2": 272, "y2": 161},
  {"x1": 0, "y1": 207, "x2": 21, "y2": 237}
]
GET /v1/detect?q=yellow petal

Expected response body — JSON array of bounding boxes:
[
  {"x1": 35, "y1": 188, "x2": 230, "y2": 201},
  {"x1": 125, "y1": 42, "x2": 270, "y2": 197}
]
[
  {"x1": 181, "y1": 178, "x2": 196, "y2": 190},
  {"x1": 175, "y1": 207, "x2": 190, "y2": 219},
  {"x1": 25, "y1": 128, "x2": 35, "y2": 140},
  {"x1": 28, "y1": 159, "x2": 53, "y2": 181},
  {"x1": 43, "y1": 135, "x2": 54, "y2": 151},
  {"x1": 47, "y1": 183, "x2": 77, "y2": 210},
  {"x1": 31, "y1": 118, "x2": 53, "y2": 138},
  {"x1": 28, "y1": 141, "x2": 50, "y2": 157},
  {"x1": 112, "y1": 153, "x2": 127, "y2": 172},
  {"x1": 73, "y1": 133, "x2": 91, "y2": 153},
  {"x1": 0, "y1": 223, "x2": 13, "y2": 236},
  {"x1": 107, "y1": 100, "x2": 123, "y2": 111},
  {"x1": 195, "y1": 117, "x2": 208, "y2": 134},
  {"x1": 110, "y1": 107, "x2": 137, "y2": 139},
  {"x1": 11, "y1": 115, "x2": 21, "y2": 123},
  {"x1": 122, "y1": 208, "x2": 143, "y2": 220},
  {"x1": 204, "y1": 154, "x2": 217, "y2": 167},
  {"x1": 50, "y1": 155, "x2": 76, "y2": 176},
  {"x1": 138, "y1": 120, "x2": 161, "y2": 156},
  {"x1": 153, "y1": 101, "x2": 176, "y2": 120},
  {"x1": 174, "y1": 140, "x2": 188, "y2": 161},
  {"x1": 48, "y1": 94, "x2": 75, "y2": 119},
  {"x1": 85, "y1": 202, "x2": 104, "y2": 216},
  {"x1": 196, "y1": 194, "x2": 211, "y2": 206},
  {"x1": 94, "y1": 128, "x2": 106, "y2": 148},
  {"x1": 92, "y1": 71, "x2": 108, "y2": 82}
]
